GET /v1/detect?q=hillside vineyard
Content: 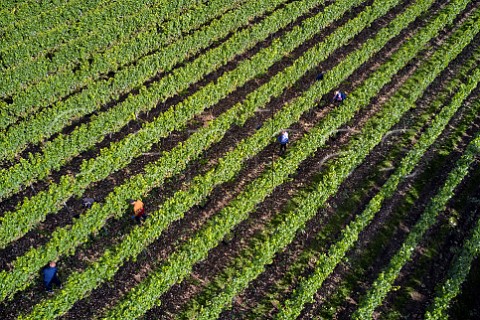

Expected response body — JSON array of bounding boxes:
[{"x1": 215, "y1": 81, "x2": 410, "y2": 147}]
[{"x1": 1, "y1": 0, "x2": 480, "y2": 319}]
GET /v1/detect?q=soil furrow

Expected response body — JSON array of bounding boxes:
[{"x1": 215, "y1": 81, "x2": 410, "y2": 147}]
[
  {"x1": 303, "y1": 86, "x2": 480, "y2": 320},
  {"x1": 448, "y1": 248, "x2": 480, "y2": 319},
  {"x1": 2, "y1": 0, "x2": 246, "y2": 133},
  {"x1": 223, "y1": 17, "x2": 480, "y2": 320},
  {"x1": 1, "y1": 0, "x2": 477, "y2": 319}
]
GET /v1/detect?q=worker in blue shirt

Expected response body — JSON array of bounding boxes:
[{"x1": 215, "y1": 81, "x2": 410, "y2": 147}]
[
  {"x1": 278, "y1": 130, "x2": 289, "y2": 154},
  {"x1": 332, "y1": 90, "x2": 347, "y2": 103},
  {"x1": 43, "y1": 261, "x2": 62, "y2": 293}
]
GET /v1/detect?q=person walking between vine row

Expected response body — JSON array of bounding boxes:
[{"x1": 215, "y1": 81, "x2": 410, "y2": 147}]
[
  {"x1": 332, "y1": 90, "x2": 347, "y2": 103},
  {"x1": 130, "y1": 199, "x2": 147, "y2": 223},
  {"x1": 43, "y1": 261, "x2": 61, "y2": 294},
  {"x1": 278, "y1": 130, "x2": 289, "y2": 155}
]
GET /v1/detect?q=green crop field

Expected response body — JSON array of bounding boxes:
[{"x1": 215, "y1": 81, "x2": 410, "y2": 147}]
[{"x1": 1, "y1": 0, "x2": 480, "y2": 319}]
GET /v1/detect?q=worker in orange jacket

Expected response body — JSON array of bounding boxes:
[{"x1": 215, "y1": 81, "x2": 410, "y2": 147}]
[{"x1": 130, "y1": 199, "x2": 147, "y2": 223}]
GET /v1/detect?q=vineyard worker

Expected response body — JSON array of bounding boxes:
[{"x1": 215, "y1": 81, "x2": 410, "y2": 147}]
[
  {"x1": 43, "y1": 261, "x2": 61, "y2": 294},
  {"x1": 278, "y1": 130, "x2": 289, "y2": 154},
  {"x1": 82, "y1": 197, "x2": 95, "y2": 209},
  {"x1": 130, "y1": 199, "x2": 146, "y2": 223},
  {"x1": 332, "y1": 90, "x2": 347, "y2": 103}
]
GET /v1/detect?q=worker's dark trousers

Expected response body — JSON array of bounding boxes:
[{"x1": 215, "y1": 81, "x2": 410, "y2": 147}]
[
  {"x1": 134, "y1": 214, "x2": 147, "y2": 223},
  {"x1": 280, "y1": 143, "x2": 287, "y2": 154},
  {"x1": 45, "y1": 275, "x2": 61, "y2": 292}
]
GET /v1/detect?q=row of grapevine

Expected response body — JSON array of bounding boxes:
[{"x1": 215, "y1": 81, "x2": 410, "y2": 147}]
[
  {"x1": 0, "y1": 0, "x2": 358, "y2": 247},
  {"x1": 0, "y1": 0, "x2": 480, "y2": 319},
  {"x1": 272, "y1": 46, "x2": 480, "y2": 320},
  {"x1": 425, "y1": 193, "x2": 480, "y2": 319},
  {"x1": 1, "y1": 1, "x2": 322, "y2": 159},
  {"x1": 180, "y1": 0, "x2": 476, "y2": 317},
  {"x1": 0, "y1": 0, "x2": 248, "y2": 130},
  {"x1": 278, "y1": 11, "x2": 480, "y2": 319},
  {"x1": 0, "y1": 0, "x2": 362, "y2": 298},
  {"x1": 0, "y1": 0, "x2": 98, "y2": 30},
  {"x1": 2, "y1": 0, "x2": 342, "y2": 302},
  {"x1": 0, "y1": 0, "x2": 284, "y2": 159},
  {"x1": 2, "y1": 1, "x2": 478, "y2": 319},
  {"x1": 352, "y1": 128, "x2": 480, "y2": 319},
  {"x1": 0, "y1": 0, "x2": 204, "y2": 96},
  {"x1": 176, "y1": 1, "x2": 477, "y2": 318},
  {"x1": 1, "y1": 0, "x2": 152, "y2": 68},
  {"x1": 12, "y1": 0, "x2": 419, "y2": 315},
  {"x1": 288, "y1": 88, "x2": 479, "y2": 319},
  {"x1": 59, "y1": 0, "x2": 455, "y2": 317},
  {"x1": 0, "y1": 0, "x2": 247, "y2": 157},
  {"x1": 0, "y1": 0, "x2": 37, "y2": 16},
  {"x1": 0, "y1": 0, "x2": 105, "y2": 50}
]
